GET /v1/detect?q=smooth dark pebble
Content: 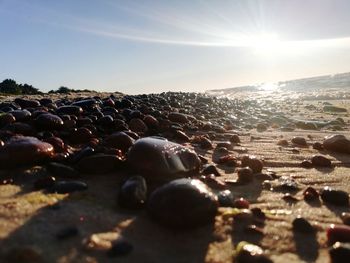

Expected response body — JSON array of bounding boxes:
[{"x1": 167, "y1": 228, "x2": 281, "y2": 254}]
[
  {"x1": 321, "y1": 187, "x2": 349, "y2": 206},
  {"x1": 329, "y1": 242, "x2": 350, "y2": 263},
  {"x1": 118, "y1": 176, "x2": 147, "y2": 209},
  {"x1": 292, "y1": 216, "x2": 314, "y2": 233},
  {"x1": 311, "y1": 155, "x2": 332, "y2": 167},
  {"x1": 202, "y1": 164, "x2": 221, "y2": 177},
  {"x1": 327, "y1": 224, "x2": 350, "y2": 245},
  {"x1": 217, "y1": 190, "x2": 234, "y2": 207}
]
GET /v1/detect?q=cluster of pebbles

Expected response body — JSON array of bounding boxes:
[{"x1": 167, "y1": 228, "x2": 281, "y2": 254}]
[{"x1": 0, "y1": 93, "x2": 350, "y2": 262}]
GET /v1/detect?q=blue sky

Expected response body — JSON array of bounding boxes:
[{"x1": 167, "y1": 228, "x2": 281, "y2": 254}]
[{"x1": 1, "y1": 0, "x2": 350, "y2": 94}]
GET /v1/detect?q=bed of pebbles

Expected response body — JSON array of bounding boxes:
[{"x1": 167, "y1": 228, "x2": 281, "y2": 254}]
[{"x1": 0, "y1": 92, "x2": 349, "y2": 262}]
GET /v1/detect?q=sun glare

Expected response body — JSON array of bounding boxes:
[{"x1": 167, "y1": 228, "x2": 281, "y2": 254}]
[{"x1": 247, "y1": 32, "x2": 285, "y2": 55}]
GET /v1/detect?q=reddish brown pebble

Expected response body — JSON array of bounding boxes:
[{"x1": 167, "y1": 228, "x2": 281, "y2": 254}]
[
  {"x1": 291, "y1": 136, "x2": 307, "y2": 146},
  {"x1": 311, "y1": 155, "x2": 332, "y2": 167},
  {"x1": 233, "y1": 197, "x2": 250, "y2": 209},
  {"x1": 341, "y1": 212, "x2": 350, "y2": 226},
  {"x1": 327, "y1": 224, "x2": 350, "y2": 245},
  {"x1": 277, "y1": 139, "x2": 288, "y2": 146},
  {"x1": 241, "y1": 155, "x2": 263, "y2": 173},
  {"x1": 230, "y1": 134, "x2": 240, "y2": 143},
  {"x1": 303, "y1": 187, "x2": 320, "y2": 202},
  {"x1": 237, "y1": 167, "x2": 254, "y2": 183},
  {"x1": 0, "y1": 136, "x2": 54, "y2": 168}
]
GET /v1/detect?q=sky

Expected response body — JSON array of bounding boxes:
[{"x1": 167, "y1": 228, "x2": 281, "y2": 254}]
[{"x1": 1, "y1": 0, "x2": 350, "y2": 94}]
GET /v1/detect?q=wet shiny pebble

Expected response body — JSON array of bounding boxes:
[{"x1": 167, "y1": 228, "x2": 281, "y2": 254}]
[
  {"x1": 327, "y1": 224, "x2": 350, "y2": 245},
  {"x1": 311, "y1": 155, "x2": 332, "y2": 167},
  {"x1": 118, "y1": 176, "x2": 147, "y2": 209},
  {"x1": 127, "y1": 137, "x2": 200, "y2": 179},
  {"x1": 321, "y1": 187, "x2": 349, "y2": 206},
  {"x1": 329, "y1": 242, "x2": 350, "y2": 263},
  {"x1": 147, "y1": 178, "x2": 218, "y2": 228},
  {"x1": 292, "y1": 216, "x2": 314, "y2": 233}
]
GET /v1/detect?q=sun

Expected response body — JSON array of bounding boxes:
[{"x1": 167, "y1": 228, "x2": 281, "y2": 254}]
[{"x1": 248, "y1": 32, "x2": 284, "y2": 54}]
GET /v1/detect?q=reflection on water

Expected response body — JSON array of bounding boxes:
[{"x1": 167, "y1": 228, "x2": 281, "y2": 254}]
[{"x1": 257, "y1": 82, "x2": 280, "y2": 91}]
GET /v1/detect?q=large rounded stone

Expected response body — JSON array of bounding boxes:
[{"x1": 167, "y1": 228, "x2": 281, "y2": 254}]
[
  {"x1": 323, "y1": 134, "x2": 350, "y2": 154},
  {"x1": 147, "y1": 178, "x2": 218, "y2": 228},
  {"x1": 35, "y1": 113, "x2": 64, "y2": 130},
  {"x1": 0, "y1": 136, "x2": 54, "y2": 168},
  {"x1": 127, "y1": 137, "x2": 201, "y2": 178},
  {"x1": 103, "y1": 132, "x2": 135, "y2": 153}
]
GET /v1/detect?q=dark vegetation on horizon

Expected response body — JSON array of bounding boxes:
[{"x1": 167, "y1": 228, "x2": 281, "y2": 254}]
[{"x1": 0, "y1": 79, "x2": 94, "y2": 95}]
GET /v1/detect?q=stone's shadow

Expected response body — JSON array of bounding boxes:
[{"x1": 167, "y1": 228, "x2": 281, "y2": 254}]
[
  {"x1": 327, "y1": 151, "x2": 350, "y2": 164},
  {"x1": 0, "y1": 173, "x2": 216, "y2": 263},
  {"x1": 305, "y1": 199, "x2": 322, "y2": 208},
  {"x1": 0, "y1": 167, "x2": 46, "y2": 196},
  {"x1": 324, "y1": 202, "x2": 350, "y2": 216},
  {"x1": 226, "y1": 180, "x2": 263, "y2": 202},
  {"x1": 216, "y1": 164, "x2": 236, "y2": 174},
  {"x1": 293, "y1": 231, "x2": 319, "y2": 262},
  {"x1": 314, "y1": 167, "x2": 334, "y2": 174},
  {"x1": 231, "y1": 221, "x2": 264, "y2": 246},
  {"x1": 120, "y1": 214, "x2": 215, "y2": 263}
]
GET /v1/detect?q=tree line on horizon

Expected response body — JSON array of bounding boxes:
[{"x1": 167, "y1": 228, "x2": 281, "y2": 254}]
[{"x1": 0, "y1": 79, "x2": 94, "y2": 95}]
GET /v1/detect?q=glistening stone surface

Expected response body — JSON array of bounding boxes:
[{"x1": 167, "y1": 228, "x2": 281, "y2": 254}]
[
  {"x1": 127, "y1": 137, "x2": 201, "y2": 178},
  {"x1": 0, "y1": 136, "x2": 54, "y2": 168},
  {"x1": 147, "y1": 178, "x2": 218, "y2": 228}
]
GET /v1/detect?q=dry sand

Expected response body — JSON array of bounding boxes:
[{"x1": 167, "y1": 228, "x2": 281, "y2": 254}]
[{"x1": 0, "y1": 89, "x2": 349, "y2": 263}]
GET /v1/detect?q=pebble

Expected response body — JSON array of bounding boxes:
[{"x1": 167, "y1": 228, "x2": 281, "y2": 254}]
[
  {"x1": 118, "y1": 176, "x2": 147, "y2": 209},
  {"x1": 311, "y1": 155, "x2": 332, "y2": 167},
  {"x1": 127, "y1": 137, "x2": 201, "y2": 179},
  {"x1": 230, "y1": 134, "x2": 240, "y2": 143},
  {"x1": 303, "y1": 187, "x2": 320, "y2": 202},
  {"x1": 217, "y1": 190, "x2": 234, "y2": 207},
  {"x1": 292, "y1": 216, "x2": 314, "y2": 233},
  {"x1": 341, "y1": 212, "x2": 350, "y2": 226},
  {"x1": 237, "y1": 167, "x2": 254, "y2": 183},
  {"x1": 291, "y1": 136, "x2": 307, "y2": 146},
  {"x1": 0, "y1": 136, "x2": 54, "y2": 168},
  {"x1": 241, "y1": 155, "x2": 263, "y2": 173},
  {"x1": 147, "y1": 178, "x2": 218, "y2": 228},
  {"x1": 202, "y1": 164, "x2": 221, "y2": 177},
  {"x1": 233, "y1": 197, "x2": 250, "y2": 208},
  {"x1": 312, "y1": 142, "x2": 324, "y2": 150},
  {"x1": 327, "y1": 224, "x2": 350, "y2": 245},
  {"x1": 321, "y1": 186, "x2": 349, "y2": 206},
  {"x1": 35, "y1": 113, "x2": 64, "y2": 130},
  {"x1": 103, "y1": 132, "x2": 135, "y2": 153},
  {"x1": 168, "y1": 112, "x2": 188, "y2": 123},
  {"x1": 323, "y1": 134, "x2": 350, "y2": 154},
  {"x1": 56, "y1": 105, "x2": 83, "y2": 115},
  {"x1": 329, "y1": 242, "x2": 350, "y2": 263}
]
